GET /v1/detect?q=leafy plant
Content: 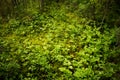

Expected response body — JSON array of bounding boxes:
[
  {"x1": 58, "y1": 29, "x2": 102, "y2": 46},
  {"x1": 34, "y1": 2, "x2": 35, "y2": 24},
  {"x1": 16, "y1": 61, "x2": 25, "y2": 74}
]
[{"x1": 0, "y1": 1, "x2": 119, "y2": 80}]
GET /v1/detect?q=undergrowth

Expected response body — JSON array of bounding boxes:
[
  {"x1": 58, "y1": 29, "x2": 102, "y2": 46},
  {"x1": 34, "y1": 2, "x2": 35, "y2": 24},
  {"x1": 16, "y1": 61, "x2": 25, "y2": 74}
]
[{"x1": 0, "y1": 3, "x2": 119, "y2": 80}]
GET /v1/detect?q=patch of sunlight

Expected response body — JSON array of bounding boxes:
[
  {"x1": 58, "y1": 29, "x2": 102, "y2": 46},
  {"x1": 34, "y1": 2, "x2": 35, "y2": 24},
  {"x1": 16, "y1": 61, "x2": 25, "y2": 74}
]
[
  {"x1": 27, "y1": 35, "x2": 49, "y2": 46},
  {"x1": 5, "y1": 34, "x2": 17, "y2": 39}
]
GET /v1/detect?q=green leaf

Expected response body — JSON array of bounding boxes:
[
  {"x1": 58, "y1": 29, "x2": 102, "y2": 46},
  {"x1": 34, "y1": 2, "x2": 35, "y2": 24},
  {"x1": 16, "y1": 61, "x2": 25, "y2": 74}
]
[{"x1": 59, "y1": 67, "x2": 72, "y2": 75}]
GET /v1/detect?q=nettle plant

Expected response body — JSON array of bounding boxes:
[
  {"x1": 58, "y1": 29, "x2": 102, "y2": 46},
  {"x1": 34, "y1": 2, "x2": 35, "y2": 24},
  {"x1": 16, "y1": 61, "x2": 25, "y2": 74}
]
[{"x1": 0, "y1": 12, "x2": 118, "y2": 80}]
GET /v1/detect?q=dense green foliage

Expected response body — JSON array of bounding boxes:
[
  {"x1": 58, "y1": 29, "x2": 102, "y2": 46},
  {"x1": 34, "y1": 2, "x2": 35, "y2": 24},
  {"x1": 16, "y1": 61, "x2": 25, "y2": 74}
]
[{"x1": 0, "y1": 0, "x2": 120, "y2": 80}]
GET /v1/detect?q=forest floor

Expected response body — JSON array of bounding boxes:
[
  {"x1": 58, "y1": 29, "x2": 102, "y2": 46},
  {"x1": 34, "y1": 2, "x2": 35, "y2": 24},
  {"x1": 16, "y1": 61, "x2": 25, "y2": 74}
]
[{"x1": 0, "y1": 4, "x2": 120, "y2": 80}]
